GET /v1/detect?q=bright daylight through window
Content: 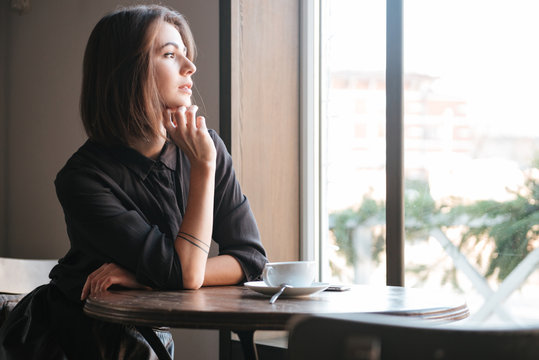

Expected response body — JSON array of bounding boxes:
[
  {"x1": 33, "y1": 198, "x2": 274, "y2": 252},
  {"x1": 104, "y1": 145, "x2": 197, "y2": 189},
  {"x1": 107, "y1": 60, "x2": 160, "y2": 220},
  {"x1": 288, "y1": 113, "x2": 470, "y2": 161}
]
[{"x1": 319, "y1": 0, "x2": 539, "y2": 322}]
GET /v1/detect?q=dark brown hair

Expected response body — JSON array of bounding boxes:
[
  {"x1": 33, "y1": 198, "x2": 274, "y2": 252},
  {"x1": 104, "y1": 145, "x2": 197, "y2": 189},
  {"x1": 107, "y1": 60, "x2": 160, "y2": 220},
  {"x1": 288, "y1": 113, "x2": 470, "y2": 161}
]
[{"x1": 80, "y1": 5, "x2": 196, "y2": 145}]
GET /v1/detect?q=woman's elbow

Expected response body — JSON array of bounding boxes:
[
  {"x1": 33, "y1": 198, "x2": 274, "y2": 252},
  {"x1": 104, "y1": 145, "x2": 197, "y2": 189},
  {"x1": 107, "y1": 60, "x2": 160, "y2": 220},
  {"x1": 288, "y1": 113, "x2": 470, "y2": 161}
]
[{"x1": 182, "y1": 275, "x2": 204, "y2": 290}]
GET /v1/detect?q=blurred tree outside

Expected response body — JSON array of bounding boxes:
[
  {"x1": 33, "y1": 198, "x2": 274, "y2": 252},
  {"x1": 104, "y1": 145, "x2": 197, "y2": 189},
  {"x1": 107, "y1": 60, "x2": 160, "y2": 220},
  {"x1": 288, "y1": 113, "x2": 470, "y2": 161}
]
[{"x1": 329, "y1": 157, "x2": 539, "y2": 287}]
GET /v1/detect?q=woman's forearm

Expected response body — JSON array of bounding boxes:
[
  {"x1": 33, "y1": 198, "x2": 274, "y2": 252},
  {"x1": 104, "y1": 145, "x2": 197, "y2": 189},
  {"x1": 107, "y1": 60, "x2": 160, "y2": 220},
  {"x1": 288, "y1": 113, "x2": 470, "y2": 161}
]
[
  {"x1": 165, "y1": 106, "x2": 219, "y2": 289},
  {"x1": 174, "y1": 163, "x2": 215, "y2": 289},
  {"x1": 203, "y1": 255, "x2": 244, "y2": 286}
]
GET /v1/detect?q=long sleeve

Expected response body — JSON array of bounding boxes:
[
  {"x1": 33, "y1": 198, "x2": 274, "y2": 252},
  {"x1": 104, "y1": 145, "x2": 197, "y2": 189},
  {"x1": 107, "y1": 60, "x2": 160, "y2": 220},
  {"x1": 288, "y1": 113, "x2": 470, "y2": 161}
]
[
  {"x1": 209, "y1": 131, "x2": 268, "y2": 281},
  {"x1": 52, "y1": 141, "x2": 184, "y2": 300},
  {"x1": 51, "y1": 132, "x2": 267, "y2": 303}
]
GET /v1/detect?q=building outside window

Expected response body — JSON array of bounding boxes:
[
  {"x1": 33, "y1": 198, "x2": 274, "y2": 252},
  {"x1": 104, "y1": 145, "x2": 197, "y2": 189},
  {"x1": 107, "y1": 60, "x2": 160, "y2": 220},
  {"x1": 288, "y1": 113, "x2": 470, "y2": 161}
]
[{"x1": 314, "y1": 0, "x2": 539, "y2": 322}]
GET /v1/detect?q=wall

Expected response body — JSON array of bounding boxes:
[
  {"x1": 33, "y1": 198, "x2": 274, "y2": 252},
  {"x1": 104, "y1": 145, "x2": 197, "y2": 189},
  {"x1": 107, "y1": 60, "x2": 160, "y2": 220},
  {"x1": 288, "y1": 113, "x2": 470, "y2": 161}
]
[
  {"x1": 230, "y1": 0, "x2": 300, "y2": 262},
  {"x1": 1, "y1": 0, "x2": 219, "y2": 358},
  {"x1": 1, "y1": 2, "x2": 8, "y2": 255},
  {"x1": 1, "y1": 0, "x2": 220, "y2": 258}
]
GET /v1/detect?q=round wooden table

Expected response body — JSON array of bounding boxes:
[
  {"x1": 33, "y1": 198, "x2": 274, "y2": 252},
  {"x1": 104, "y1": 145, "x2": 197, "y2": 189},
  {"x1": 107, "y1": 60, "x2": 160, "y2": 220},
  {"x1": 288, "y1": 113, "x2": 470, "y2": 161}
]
[{"x1": 84, "y1": 284, "x2": 469, "y2": 359}]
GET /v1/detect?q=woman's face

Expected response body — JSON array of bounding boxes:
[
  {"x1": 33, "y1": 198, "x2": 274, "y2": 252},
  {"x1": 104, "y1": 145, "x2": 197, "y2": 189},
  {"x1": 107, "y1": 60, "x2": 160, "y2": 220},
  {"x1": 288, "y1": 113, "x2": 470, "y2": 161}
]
[{"x1": 153, "y1": 22, "x2": 196, "y2": 110}]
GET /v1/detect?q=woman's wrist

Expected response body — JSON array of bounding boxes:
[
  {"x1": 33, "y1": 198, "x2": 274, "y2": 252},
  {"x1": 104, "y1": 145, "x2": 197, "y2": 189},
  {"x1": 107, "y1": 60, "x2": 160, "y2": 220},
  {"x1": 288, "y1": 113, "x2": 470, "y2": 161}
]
[{"x1": 190, "y1": 160, "x2": 216, "y2": 175}]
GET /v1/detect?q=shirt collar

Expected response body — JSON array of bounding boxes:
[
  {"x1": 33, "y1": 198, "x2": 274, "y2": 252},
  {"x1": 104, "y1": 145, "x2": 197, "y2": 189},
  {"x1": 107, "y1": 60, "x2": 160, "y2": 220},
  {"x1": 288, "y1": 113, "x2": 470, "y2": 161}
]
[
  {"x1": 159, "y1": 141, "x2": 177, "y2": 171},
  {"x1": 109, "y1": 141, "x2": 177, "y2": 179}
]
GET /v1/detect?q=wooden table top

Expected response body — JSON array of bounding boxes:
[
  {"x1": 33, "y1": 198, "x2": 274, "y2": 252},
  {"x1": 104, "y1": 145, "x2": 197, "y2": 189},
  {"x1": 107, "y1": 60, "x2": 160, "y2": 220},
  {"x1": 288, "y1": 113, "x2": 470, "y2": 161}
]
[{"x1": 84, "y1": 284, "x2": 469, "y2": 331}]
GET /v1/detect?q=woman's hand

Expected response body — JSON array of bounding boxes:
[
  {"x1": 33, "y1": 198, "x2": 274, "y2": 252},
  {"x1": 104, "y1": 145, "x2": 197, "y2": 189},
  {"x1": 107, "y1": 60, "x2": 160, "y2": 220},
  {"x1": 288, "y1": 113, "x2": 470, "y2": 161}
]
[
  {"x1": 80, "y1": 263, "x2": 151, "y2": 301},
  {"x1": 164, "y1": 105, "x2": 217, "y2": 289},
  {"x1": 164, "y1": 105, "x2": 216, "y2": 169},
  {"x1": 163, "y1": 106, "x2": 217, "y2": 289}
]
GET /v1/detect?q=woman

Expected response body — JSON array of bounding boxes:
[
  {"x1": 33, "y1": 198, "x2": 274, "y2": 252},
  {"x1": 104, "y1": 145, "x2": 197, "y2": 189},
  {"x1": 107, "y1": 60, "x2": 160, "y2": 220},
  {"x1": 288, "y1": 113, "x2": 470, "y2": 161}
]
[{"x1": 0, "y1": 5, "x2": 267, "y2": 359}]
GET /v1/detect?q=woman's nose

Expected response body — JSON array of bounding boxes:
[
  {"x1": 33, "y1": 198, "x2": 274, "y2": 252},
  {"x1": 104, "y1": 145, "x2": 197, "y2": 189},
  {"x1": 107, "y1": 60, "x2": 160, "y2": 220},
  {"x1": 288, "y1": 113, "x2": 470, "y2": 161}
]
[{"x1": 181, "y1": 58, "x2": 196, "y2": 76}]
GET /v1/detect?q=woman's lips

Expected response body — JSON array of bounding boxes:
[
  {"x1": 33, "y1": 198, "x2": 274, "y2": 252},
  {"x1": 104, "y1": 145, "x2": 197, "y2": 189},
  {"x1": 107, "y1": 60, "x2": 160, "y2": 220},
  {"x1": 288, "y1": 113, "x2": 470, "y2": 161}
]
[{"x1": 178, "y1": 84, "x2": 192, "y2": 95}]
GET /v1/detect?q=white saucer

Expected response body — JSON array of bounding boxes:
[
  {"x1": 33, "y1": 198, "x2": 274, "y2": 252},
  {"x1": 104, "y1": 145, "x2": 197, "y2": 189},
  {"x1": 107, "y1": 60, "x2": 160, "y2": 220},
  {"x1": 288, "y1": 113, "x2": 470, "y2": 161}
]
[{"x1": 244, "y1": 281, "x2": 330, "y2": 297}]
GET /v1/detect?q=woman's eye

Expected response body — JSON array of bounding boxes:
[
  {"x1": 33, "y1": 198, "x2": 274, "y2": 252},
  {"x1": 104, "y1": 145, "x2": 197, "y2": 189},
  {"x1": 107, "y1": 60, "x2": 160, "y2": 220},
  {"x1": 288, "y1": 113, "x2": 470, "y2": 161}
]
[{"x1": 165, "y1": 52, "x2": 175, "y2": 59}]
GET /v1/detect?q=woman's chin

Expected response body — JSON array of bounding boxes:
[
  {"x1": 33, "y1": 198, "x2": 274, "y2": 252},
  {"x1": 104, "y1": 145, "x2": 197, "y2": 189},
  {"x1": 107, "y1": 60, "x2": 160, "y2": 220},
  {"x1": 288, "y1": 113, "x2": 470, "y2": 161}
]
[
  {"x1": 167, "y1": 102, "x2": 191, "y2": 111},
  {"x1": 171, "y1": 97, "x2": 192, "y2": 109}
]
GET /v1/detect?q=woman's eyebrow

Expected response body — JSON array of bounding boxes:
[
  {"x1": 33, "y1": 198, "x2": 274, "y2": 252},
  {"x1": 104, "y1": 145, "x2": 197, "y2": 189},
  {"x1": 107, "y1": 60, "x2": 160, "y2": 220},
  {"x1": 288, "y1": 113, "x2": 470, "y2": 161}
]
[
  {"x1": 160, "y1": 41, "x2": 180, "y2": 49},
  {"x1": 159, "y1": 42, "x2": 187, "y2": 53}
]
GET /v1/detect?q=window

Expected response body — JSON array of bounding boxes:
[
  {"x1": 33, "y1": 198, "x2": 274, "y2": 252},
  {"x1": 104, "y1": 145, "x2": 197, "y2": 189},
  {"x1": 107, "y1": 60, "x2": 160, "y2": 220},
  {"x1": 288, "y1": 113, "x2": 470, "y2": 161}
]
[{"x1": 305, "y1": 0, "x2": 539, "y2": 323}]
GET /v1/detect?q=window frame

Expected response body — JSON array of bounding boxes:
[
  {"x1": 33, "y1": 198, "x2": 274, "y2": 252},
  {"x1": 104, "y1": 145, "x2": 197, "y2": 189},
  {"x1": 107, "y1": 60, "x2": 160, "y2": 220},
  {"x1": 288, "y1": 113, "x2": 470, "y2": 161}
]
[
  {"x1": 301, "y1": 0, "x2": 405, "y2": 285},
  {"x1": 299, "y1": 0, "x2": 321, "y2": 274}
]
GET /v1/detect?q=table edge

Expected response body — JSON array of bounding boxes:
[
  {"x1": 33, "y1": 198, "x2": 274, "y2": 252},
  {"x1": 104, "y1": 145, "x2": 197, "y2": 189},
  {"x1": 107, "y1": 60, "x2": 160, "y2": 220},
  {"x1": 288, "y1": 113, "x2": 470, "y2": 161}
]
[{"x1": 84, "y1": 299, "x2": 470, "y2": 331}]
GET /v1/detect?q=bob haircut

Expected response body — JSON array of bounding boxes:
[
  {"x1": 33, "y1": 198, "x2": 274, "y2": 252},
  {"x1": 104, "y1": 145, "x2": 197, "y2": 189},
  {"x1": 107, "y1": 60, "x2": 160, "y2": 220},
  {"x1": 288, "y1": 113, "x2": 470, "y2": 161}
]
[{"x1": 80, "y1": 5, "x2": 196, "y2": 145}]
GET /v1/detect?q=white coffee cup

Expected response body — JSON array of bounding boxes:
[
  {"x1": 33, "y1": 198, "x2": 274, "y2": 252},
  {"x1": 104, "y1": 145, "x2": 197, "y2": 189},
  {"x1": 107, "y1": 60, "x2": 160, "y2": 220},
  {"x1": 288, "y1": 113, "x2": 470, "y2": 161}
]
[{"x1": 262, "y1": 261, "x2": 316, "y2": 287}]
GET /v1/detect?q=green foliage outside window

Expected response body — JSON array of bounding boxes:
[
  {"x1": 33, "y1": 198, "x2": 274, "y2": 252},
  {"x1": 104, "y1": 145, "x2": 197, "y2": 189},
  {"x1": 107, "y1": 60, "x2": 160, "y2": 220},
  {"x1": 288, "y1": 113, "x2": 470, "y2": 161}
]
[{"x1": 329, "y1": 158, "x2": 539, "y2": 284}]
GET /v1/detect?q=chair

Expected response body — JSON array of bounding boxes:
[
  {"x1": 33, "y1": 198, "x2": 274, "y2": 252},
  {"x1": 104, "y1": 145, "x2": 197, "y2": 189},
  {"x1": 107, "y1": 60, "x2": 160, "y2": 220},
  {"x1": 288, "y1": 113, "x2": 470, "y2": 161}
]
[
  {"x1": 287, "y1": 313, "x2": 539, "y2": 360},
  {"x1": 0, "y1": 257, "x2": 57, "y2": 325}
]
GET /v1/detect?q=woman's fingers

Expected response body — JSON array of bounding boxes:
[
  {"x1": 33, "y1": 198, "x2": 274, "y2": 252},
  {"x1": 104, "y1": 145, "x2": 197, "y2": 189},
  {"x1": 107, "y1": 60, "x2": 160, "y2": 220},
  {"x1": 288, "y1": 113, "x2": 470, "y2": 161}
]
[
  {"x1": 80, "y1": 263, "x2": 150, "y2": 301},
  {"x1": 185, "y1": 105, "x2": 198, "y2": 129},
  {"x1": 165, "y1": 109, "x2": 176, "y2": 129},
  {"x1": 90, "y1": 264, "x2": 108, "y2": 298},
  {"x1": 167, "y1": 105, "x2": 200, "y2": 133},
  {"x1": 165, "y1": 105, "x2": 216, "y2": 166},
  {"x1": 81, "y1": 281, "x2": 89, "y2": 300},
  {"x1": 196, "y1": 115, "x2": 207, "y2": 130},
  {"x1": 81, "y1": 262, "x2": 109, "y2": 300},
  {"x1": 177, "y1": 106, "x2": 187, "y2": 128}
]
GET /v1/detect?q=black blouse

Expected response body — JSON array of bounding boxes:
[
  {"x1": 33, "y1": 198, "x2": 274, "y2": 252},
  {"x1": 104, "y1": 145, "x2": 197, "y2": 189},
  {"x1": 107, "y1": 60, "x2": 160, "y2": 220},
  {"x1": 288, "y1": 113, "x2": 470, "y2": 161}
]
[{"x1": 50, "y1": 129, "x2": 267, "y2": 302}]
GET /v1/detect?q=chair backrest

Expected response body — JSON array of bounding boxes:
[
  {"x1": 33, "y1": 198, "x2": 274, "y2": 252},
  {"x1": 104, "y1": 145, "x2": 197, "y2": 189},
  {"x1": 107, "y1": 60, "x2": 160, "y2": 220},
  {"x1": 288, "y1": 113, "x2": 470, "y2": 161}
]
[
  {"x1": 0, "y1": 257, "x2": 57, "y2": 294},
  {"x1": 287, "y1": 313, "x2": 539, "y2": 360}
]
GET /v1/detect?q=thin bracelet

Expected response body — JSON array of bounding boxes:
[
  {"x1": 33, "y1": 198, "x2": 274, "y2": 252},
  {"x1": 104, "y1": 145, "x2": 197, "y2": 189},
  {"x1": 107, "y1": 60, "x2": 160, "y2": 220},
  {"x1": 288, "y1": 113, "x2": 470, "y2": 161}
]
[
  {"x1": 178, "y1": 231, "x2": 210, "y2": 248},
  {"x1": 177, "y1": 234, "x2": 209, "y2": 254}
]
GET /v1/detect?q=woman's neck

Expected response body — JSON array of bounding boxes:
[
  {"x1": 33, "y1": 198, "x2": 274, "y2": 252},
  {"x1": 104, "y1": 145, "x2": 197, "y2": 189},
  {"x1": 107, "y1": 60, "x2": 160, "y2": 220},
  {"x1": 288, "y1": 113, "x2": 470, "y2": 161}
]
[{"x1": 130, "y1": 136, "x2": 166, "y2": 160}]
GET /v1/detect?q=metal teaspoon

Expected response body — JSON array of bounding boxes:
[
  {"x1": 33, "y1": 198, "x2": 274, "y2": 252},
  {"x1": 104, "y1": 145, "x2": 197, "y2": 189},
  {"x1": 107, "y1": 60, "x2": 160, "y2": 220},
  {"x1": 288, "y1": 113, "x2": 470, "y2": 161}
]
[{"x1": 269, "y1": 284, "x2": 291, "y2": 304}]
